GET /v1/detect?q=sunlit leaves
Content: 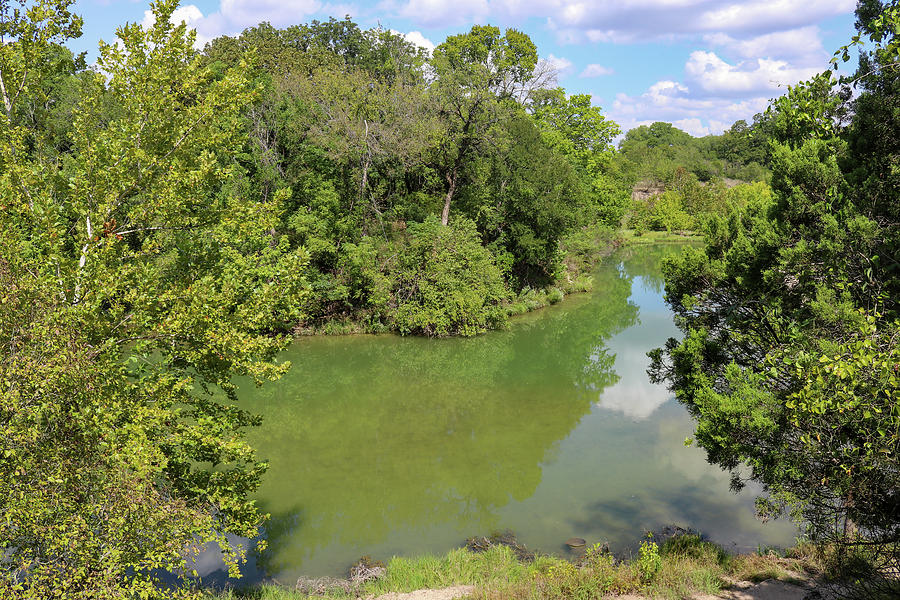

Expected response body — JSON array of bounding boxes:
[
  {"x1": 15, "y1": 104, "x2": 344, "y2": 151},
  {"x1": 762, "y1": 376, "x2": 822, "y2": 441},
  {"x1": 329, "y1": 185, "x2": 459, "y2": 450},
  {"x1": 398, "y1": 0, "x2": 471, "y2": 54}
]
[{"x1": 1, "y1": 0, "x2": 306, "y2": 597}]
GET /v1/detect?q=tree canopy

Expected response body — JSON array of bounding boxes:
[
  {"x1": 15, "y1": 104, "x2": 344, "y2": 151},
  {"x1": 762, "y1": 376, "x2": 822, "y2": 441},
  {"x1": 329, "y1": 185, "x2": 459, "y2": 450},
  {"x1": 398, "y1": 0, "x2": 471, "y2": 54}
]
[
  {"x1": 649, "y1": 2, "x2": 900, "y2": 593},
  {"x1": 1, "y1": 0, "x2": 307, "y2": 596}
]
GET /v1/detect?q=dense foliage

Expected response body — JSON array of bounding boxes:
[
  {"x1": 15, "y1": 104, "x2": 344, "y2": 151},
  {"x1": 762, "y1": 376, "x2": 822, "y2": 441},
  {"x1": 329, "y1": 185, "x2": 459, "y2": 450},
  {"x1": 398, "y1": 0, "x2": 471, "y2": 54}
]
[
  {"x1": 650, "y1": 1, "x2": 900, "y2": 594},
  {"x1": 393, "y1": 217, "x2": 508, "y2": 336},
  {"x1": 202, "y1": 18, "x2": 630, "y2": 335},
  {"x1": 1, "y1": 1, "x2": 308, "y2": 597},
  {"x1": 616, "y1": 119, "x2": 778, "y2": 236}
]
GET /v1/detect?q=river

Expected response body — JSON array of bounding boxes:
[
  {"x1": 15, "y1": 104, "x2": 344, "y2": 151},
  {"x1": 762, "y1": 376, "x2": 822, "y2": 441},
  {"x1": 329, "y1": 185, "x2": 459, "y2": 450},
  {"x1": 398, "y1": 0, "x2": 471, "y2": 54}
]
[{"x1": 199, "y1": 242, "x2": 796, "y2": 584}]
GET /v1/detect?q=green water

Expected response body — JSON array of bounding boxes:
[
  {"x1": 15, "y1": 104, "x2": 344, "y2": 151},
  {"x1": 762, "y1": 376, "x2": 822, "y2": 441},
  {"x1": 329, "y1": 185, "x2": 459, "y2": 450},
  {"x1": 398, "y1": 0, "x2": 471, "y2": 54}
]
[{"x1": 219, "y1": 243, "x2": 796, "y2": 582}]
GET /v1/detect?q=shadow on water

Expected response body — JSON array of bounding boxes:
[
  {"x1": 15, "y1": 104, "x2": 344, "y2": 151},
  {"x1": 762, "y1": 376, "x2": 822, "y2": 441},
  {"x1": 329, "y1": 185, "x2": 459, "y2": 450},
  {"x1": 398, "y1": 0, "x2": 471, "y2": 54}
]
[
  {"x1": 229, "y1": 255, "x2": 640, "y2": 581},
  {"x1": 197, "y1": 242, "x2": 796, "y2": 585}
]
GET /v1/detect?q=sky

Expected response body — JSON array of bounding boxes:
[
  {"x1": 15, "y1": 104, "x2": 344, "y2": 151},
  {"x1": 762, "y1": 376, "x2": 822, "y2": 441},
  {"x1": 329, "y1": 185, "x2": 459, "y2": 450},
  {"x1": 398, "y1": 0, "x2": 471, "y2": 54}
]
[{"x1": 69, "y1": 0, "x2": 859, "y2": 137}]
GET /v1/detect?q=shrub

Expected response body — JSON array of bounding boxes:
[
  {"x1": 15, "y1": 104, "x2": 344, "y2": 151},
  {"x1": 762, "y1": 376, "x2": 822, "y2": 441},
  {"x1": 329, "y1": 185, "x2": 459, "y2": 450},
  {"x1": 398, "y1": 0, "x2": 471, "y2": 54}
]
[
  {"x1": 392, "y1": 217, "x2": 509, "y2": 337},
  {"x1": 650, "y1": 191, "x2": 695, "y2": 232},
  {"x1": 559, "y1": 222, "x2": 619, "y2": 275},
  {"x1": 637, "y1": 535, "x2": 662, "y2": 582},
  {"x1": 547, "y1": 287, "x2": 565, "y2": 304}
]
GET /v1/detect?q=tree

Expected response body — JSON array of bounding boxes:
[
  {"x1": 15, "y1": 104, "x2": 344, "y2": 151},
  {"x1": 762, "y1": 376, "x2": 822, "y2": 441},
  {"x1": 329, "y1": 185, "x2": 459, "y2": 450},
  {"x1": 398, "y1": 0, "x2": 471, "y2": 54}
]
[
  {"x1": 0, "y1": 0, "x2": 83, "y2": 125},
  {"x1": 530, "y1": 87, "x2": 626, "y2": 225},
  {"x1": 649, "y1": 3, "x2": 900, "y2": 594},
  {"x1": 392, "y1": 216, "x2": 508, "y2": 337},
  {"x1": 428, "y1": 25, "x2": 537, "y2": 226},
  {"x1": 0, "y1": 1, "x2": 307, "y2": 597},
  {"x1": 461, "y1": 112, "x2": 586, "y2": 286}
]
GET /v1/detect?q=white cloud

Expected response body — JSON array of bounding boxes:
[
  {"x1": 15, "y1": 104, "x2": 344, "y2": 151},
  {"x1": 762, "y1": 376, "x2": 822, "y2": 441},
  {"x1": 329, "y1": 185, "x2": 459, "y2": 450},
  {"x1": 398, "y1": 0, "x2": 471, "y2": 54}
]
[
  {"x1": 647, "y1": 79, "x2": 689, "y2": 102},
  {"x1": 603, "y1": 34, "x2": 828, "y2": 137},
  {"x1": 704, "y1": 26, "x2": 826, "y2": 66},
  {"x1": 580, "y1": 63, "x2": 614, "y2": 77},
  {"x1": 609, "y1": 78, "x2": 771, "y2": 137},
  {"x1": 696, "y1": 0, "x2": 853, "y2": 34},
  {"x1": 609, "y1": 40, "x2": 822, "y2": 136},
  {"x1": 389, "y1": 0, "x2": 854, "y2": 42},
  {"x1": 402, "y1": 30, "x2": 436, "y2": 52},
  {"x1": 321, "y1": 3, "x2": 356, "y2": 18},
  {"x1": 545, "y1": 53, "x2": 574, "y2": 77},
  {"x1": 219, "y1": 0, "x2": 322, "y2": 30},
  {"x1": 684, "y1": 50, "x2": 820, "y2": 96}
]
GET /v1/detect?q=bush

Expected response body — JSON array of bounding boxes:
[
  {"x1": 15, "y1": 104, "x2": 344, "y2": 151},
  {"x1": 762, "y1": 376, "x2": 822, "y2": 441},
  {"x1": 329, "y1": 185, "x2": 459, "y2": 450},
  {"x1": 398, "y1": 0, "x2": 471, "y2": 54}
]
[
  {"x1": 650, "y1": 191, "x2": 695, "y2": 232},
  {"x1": 637, "y1": 535, "x2": 662, "y2": 582},
  {"x1": 628, "y1": 192, "x2": 694, "y2": 233},
  {"x1": 547, "y1": 287, "x2": 565, "y2": 304},
  {"x1": 392, "y1": 217, "x2": 509, "y2": 337},
  {"x1": 559, "y1": 222, "x2": 619, "y2": 275}
]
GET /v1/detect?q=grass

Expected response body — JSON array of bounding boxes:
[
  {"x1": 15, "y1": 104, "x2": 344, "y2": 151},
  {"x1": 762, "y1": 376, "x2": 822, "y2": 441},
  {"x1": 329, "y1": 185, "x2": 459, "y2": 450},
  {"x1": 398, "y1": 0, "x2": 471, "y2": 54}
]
[
  {"x1": 621, "y1": 229, "x2": 702, "y2": 244},
  {"x1": 206, "y1": 535, "x2": 823, "y2": 600}
]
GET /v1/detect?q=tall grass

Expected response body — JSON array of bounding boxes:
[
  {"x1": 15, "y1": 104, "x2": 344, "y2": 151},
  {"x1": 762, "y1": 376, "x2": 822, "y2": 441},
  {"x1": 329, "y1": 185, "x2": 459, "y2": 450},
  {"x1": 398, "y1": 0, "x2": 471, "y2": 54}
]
[{"x1": 208, "y1": 535, "x2": 822, "y2": 600}]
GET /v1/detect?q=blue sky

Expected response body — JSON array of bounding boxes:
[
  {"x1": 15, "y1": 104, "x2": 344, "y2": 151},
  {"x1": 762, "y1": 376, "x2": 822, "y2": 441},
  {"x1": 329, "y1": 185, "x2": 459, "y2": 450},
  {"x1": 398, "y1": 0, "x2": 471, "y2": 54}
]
[{"x1": 69, "y1": 0, "x2": 858, "y2": 136}]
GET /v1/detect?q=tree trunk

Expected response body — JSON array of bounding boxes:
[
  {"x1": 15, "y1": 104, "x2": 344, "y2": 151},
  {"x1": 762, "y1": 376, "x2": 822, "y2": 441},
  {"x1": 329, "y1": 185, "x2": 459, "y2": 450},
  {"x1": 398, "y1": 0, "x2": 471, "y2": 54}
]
[
  {"x1": 441, "y1": 167, "x2": 458, "y2": 226},
  {"x1": 360, "y1": 119, "x2": 370, "y2": 201}
]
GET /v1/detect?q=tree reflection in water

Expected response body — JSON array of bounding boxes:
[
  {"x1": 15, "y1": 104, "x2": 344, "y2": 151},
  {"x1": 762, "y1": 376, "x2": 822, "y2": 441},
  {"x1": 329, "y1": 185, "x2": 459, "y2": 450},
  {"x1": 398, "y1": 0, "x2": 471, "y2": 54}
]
[{"x1": 200, "y1": 242, "x2": 794, "y2": 584}]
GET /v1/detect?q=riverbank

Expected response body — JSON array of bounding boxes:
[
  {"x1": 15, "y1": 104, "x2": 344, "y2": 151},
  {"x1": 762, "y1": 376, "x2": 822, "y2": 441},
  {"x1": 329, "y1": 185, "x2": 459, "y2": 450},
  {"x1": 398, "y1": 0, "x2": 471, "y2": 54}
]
[
  {"x1": 620, "y1": 229, "x2": 703, "y2": 245},
  {"x1": 296, "y1": 224, "x2": 626, "y2": 336},
  {"x1": 207, "y1": 534, "x2": 823, "y2": 600}
]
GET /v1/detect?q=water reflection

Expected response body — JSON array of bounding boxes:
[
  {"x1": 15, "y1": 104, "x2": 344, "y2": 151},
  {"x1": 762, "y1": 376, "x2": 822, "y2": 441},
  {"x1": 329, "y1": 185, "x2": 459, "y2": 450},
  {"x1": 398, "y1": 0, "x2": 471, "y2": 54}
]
[
  {"x1": 207, "y1": 242, "x2": 795, "y2": 584},
  {"x1": 235, "y1": 256, "x2": 639, "y2": 580},
  {"x1": 593, "y1": 272, "x2": 676, "y2": 420}
]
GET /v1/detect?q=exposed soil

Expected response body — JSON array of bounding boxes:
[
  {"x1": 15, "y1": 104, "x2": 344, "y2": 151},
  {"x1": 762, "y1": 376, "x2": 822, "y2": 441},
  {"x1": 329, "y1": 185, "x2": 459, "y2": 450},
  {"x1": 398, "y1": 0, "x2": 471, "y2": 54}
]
[
  {"x1": 370, "y1": 586, "x2": 475, "y2": 600},
  {"x1": 371, "y1": 578, "x2": 816, "y2": 600},
  {"x1": 694, "y1": 578, "x2": 813, "y2": 599}
]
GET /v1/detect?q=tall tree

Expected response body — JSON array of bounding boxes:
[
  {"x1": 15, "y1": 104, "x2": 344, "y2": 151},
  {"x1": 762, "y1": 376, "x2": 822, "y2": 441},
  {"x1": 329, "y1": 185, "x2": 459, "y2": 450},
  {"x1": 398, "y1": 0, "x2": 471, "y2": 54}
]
[
  {"x1": 428, "y1": 25, "x2": 537, "y2": 226},
  {"x1": 0, "y1": 1, "x2": 306, "y2": 597},
  {"x1": 649, "y1": 2, "x2": 900, "y2": 594},
  {"x1": 530, "y1": 87, "x2": 625, "y2": 225}
]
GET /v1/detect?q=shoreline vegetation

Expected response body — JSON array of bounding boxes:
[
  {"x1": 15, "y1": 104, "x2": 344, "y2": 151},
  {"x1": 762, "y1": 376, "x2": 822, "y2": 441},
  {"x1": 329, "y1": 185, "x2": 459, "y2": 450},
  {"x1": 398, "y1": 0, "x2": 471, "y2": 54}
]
[
  {"x1": 294, "y1": 223, "x2": 627, "y2": 336},
  {"x1": 294, "y1": 228, "x2": 702, "y2": 338},
  {"x1": 207, "y1": 531, "x2": 826, "y2": 600}
]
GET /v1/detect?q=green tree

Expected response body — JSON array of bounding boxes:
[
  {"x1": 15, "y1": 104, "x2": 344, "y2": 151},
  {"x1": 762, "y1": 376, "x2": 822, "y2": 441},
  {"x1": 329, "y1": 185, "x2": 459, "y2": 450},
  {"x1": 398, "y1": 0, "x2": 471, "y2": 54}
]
[
  {"x1": 428, "y1": 25, "x2": 537, "y2": 226},
  {"x1": 461, "y1": 112, "x2": 586, "y2": 286},
  {"x1": 0, "y1": 0, "x2": 83, "y2": 125},
  {"x1": 649, "y1": 3, "x2": 900, "y2": 593},
  {"x1": 0, "y1": 1, "x2": 307, "y2": 597},
  {"x1": 393, "y1": 216, "x2": 508, "y2": 337},
  {"x1": 618, "y1": 122, "x2": 721, "y2": 185},
  {"x1": 530, "y1": 87, "x2": 627, "y2": 225}
]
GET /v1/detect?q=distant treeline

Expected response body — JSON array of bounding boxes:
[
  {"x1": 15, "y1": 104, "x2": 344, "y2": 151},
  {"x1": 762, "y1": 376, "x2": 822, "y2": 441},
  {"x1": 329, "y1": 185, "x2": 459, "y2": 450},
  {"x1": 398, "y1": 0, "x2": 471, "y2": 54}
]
[
  {"x1": 612, "y1": 119, "x2": 776, "y2": 235},
  {"x1": 617, "y1": 119, "x2": 771, "y2": 186}
]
